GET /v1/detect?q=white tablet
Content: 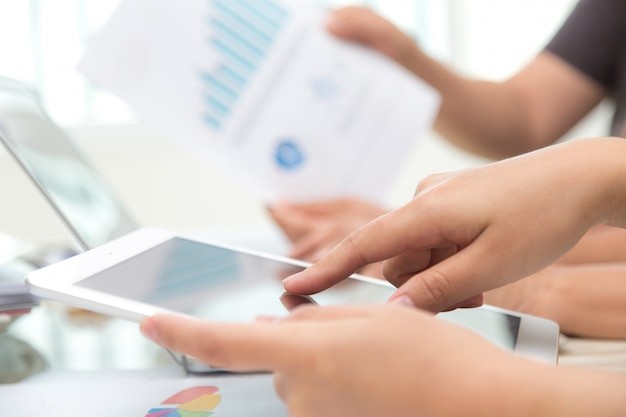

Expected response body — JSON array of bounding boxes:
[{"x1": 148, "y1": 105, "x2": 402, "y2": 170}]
[{"x1": 26, "y1": 227, "x2": 559, "y2": 365}]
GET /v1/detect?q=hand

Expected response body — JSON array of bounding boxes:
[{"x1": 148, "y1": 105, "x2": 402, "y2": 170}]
[
  {"x1": 485, "y1": 262, "x2": 626, "y2": 339},
  {"x1": 326, "y1": 7, "x2": 423, "y2": 74},
  {"x1": 557, "y1": 224, "x2": 626, "y2": 264},
  {"x1": 269, "y1": 199, "x2": 387, "y2": 277},
  {"x1": 141, "y1": 305, "x2": 543, "y2": 417},
  {"x1": 284, "y1": 138, "x2": 626, "y2": 311}
]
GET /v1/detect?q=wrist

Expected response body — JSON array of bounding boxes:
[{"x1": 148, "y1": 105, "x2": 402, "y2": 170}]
[
  {"x1": 488, "y1": 357, "x2": 626, "y2": 417},
  {"x1": 538, "y1": 366, "x2": 626, "y2": 416},
  {"x1": 573, "y1": 138, "x2": 626, "y2": 229}
]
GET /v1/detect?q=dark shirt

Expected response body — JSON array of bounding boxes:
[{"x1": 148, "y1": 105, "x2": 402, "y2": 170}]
[{"x1": 545, "y1": 0, "x2": 626, "y2": 137}]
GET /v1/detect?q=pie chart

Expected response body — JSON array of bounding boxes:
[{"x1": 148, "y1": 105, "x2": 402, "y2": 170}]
[{"x1": 146, "y1": 386, "x2": 222, "y2": 417}]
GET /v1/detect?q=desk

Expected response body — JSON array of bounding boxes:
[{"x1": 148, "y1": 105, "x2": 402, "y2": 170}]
[
  {"x1": 558, "y1": 334, "x2": 626, "y2": 372},
  {"x1": 1, "y1": 302, "x2": 170, "y2": 383}
]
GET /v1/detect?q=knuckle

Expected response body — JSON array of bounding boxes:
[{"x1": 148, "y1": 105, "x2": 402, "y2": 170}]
[
  {"x1": 414, "y1": 173, "x2": 439, "y2": 195},
  {"x1": 414, "y1": 172, "x2": 454, "y2": 198},
  {"x1": 382, "y1": 262, "x2": 405, "y2": 288},
  {"x1": 343, "y1": 229, "x2": 369, "y2": 266},
  {"x1": 415, "y1": 269, "x2": 454, "y2": 309}
]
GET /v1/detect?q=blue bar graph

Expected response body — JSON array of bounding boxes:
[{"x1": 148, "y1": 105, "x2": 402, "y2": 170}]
[{"x1": 201, "y1": 0, "x2": 289, "y2": 131}]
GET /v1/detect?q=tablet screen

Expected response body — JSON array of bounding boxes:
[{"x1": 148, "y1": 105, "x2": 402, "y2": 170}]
[
  {"x1": 76, "y1": 237, "x2": 389, "y2": 320},
  {"x1": 76, "y1": 237, "x2": 519, "y2": 350}
]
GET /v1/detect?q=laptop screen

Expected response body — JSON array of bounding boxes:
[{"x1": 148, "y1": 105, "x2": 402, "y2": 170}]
[{"x1": 0, "y1": 77, "x2": 137, "y2": 250}]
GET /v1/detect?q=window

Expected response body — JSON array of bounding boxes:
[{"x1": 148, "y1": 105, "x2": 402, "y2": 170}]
[
  {"x1": 0, "y1": 0, "x2": 576, "y2": 128},
  {"x1": 0, "y1": 0, "x2": 132, "y2": 126}
]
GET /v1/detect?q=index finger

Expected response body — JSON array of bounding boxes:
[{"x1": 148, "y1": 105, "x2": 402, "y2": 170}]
[
  {"x1": 141, "y1": 315, "x2": 302, "y2": 372},
  {"x1": 283, "y1": 206, "x2": 447, "y2": 294}
]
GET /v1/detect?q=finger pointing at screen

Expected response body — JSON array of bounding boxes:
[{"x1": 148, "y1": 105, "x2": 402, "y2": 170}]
[{"x1": 284, "y1": 139, "x2": 625, "y2": 312}]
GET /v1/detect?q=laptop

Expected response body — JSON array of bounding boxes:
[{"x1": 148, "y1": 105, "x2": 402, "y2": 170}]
[{"x1": 0, "y1": 77, "x2": 138, "y2": 253}]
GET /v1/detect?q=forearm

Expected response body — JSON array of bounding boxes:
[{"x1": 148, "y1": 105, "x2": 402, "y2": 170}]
[
  {"x1": 496, "y1": 264, "x2": 626, "y2": 339},
  {"x1": 477, "y1": 353, "x2": 626, "y2": 417},
  {"x1": 559, "y1": 225, "x2": 626, "y2": 264},
  {"x1": 533, "y1": 365, "x2": 626, "y2": 416},
  {"x1": 402, "y1": 48, "x2": 534, "y2": 159},
  {"x1": 435, "y1": 78, "x2": 532, "y2": 159},
  {"x1": 402, "y1": 47, "x2": 605, "y2": 160}
]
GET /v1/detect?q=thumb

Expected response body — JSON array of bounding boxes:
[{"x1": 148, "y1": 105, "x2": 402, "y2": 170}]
[
  {"x1": 268, "y1": 203, "x2": 315, "y2": 242},
  {"x1": 325, "y1": 6, "x2": 422, "y2": 76},
  {"x1": 140, "y1": 315, "x2": 299, "y2": 372},
  {"x1": 387, "y1": 239, "x2": 502, "y2": 312},
  {"x1": 325, "y1": 7, "x2": 397, "y2": 56}
]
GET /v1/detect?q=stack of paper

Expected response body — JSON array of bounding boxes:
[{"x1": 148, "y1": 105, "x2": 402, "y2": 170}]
[
  {"x1": 78, "y1": 0, "x2": 440, "y2": 204},
  {"x1": 0, "y1": 259, "x2": 38, "y2": 315},
  {"x1": 0, "y1": 233, "x2": 38, "y2": 318}
]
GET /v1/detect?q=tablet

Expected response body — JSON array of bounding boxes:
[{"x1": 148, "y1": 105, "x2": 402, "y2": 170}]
[{"x1": 26, "y1": 228, "x2": 559, "y2": 365}]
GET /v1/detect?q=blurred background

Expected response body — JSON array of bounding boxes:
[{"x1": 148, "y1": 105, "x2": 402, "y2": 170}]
[{"x1": 0, "y1": 0, "x2": 611, "y2": 248}]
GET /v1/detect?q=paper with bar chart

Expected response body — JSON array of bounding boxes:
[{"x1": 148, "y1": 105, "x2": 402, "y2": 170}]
[{"x1": 78, "y1": 0, "x2": 440, "y2": 203}]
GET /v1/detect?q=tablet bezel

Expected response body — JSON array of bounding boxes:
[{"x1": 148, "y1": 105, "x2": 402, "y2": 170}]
[{"x1": 26, "y1": 227, "x2": 559, "y2": 364}]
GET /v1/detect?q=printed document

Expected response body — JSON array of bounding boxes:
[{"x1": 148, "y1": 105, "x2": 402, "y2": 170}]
[{"x1": 78, "y1": 0, "x2": 440, "y2": 203}]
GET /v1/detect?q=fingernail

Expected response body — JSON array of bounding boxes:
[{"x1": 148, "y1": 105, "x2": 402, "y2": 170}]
[
  {"x1": 272, "y1": 200, "x2": 289, "y2": 209},
  {"x1": 282, "y1": 272, "x2": 300, "y2": 284},
  {"x1": 389, "y1": 295, "x2": 416, "y2": 308},
  {"x1": 325, "y1": 14, "x2": 343, "y2": 32},
  {"x1": 255, "y1": 315, "x2": 282, "y2": 324},
  {"x1": 140, "y1": 318, "x2": 160, "y2": 345}
]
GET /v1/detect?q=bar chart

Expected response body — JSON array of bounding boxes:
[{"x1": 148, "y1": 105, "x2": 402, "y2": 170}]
[{"x1": 201, "y1": 0, "x2": 290, "y2": 131}]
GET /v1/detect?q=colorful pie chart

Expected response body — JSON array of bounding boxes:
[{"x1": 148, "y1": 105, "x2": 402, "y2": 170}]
[{"x1": 146, "y1": 386, "x2": 221, "y2": 417}]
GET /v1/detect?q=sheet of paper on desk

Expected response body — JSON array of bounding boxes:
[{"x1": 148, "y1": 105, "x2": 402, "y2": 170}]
[
  {"x1": 3, "y1": 372, "x2": 288, "y2": 416},
  {"x1": 78, "y1": 0, "x2": 440, "y2": 204}
]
